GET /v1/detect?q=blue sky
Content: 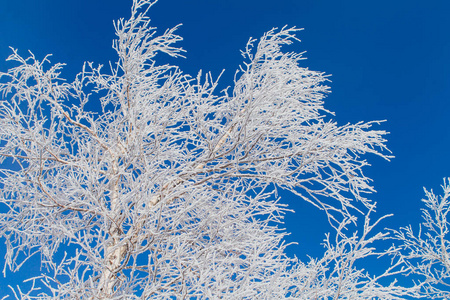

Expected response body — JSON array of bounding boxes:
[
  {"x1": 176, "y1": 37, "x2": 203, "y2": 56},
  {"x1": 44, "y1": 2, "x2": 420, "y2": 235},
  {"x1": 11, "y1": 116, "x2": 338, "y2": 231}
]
[{"x1": 1, "y1": 0, "x2": 450, "y2": 294}]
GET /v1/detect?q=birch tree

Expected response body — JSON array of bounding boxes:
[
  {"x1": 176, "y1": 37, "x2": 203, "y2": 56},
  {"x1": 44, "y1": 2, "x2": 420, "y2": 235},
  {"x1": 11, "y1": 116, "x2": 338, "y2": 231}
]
[{"x1": 0, "y1": 0, "x2": 422, "y2": 298}]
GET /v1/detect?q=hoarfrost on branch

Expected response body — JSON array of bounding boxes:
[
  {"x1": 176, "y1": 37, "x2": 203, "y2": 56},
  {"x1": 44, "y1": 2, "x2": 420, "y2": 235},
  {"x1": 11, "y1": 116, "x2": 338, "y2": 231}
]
[{"x1": 0, "y1": 0, "x2": 441, "y2": 298}]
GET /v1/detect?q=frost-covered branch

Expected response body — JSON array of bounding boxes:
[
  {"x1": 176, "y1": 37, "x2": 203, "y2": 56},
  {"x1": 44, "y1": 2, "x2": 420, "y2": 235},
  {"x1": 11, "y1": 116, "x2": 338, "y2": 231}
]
[
  {"x1": 392, "y1": 178, "x2": 450, "y2": 298},
  {"x1": 280, "y1": 209, "x2": 420, "y2": 299}
]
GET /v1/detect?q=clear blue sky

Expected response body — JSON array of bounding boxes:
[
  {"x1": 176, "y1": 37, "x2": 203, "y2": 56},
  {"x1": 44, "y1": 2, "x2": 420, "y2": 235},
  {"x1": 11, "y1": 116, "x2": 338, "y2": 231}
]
[{"x1": 1, "y1": 0, "x2": 450, "y2": 295}]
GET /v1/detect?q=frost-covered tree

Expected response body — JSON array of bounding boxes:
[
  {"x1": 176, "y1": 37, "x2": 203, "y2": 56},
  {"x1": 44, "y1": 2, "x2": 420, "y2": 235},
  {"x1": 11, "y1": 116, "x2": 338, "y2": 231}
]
[
  {"x1": 392, "y1": 178, "x2": 450, "y2": 299},
  {"x1": 0, "y1": 0, "x2": 427, "y2": 298}
]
